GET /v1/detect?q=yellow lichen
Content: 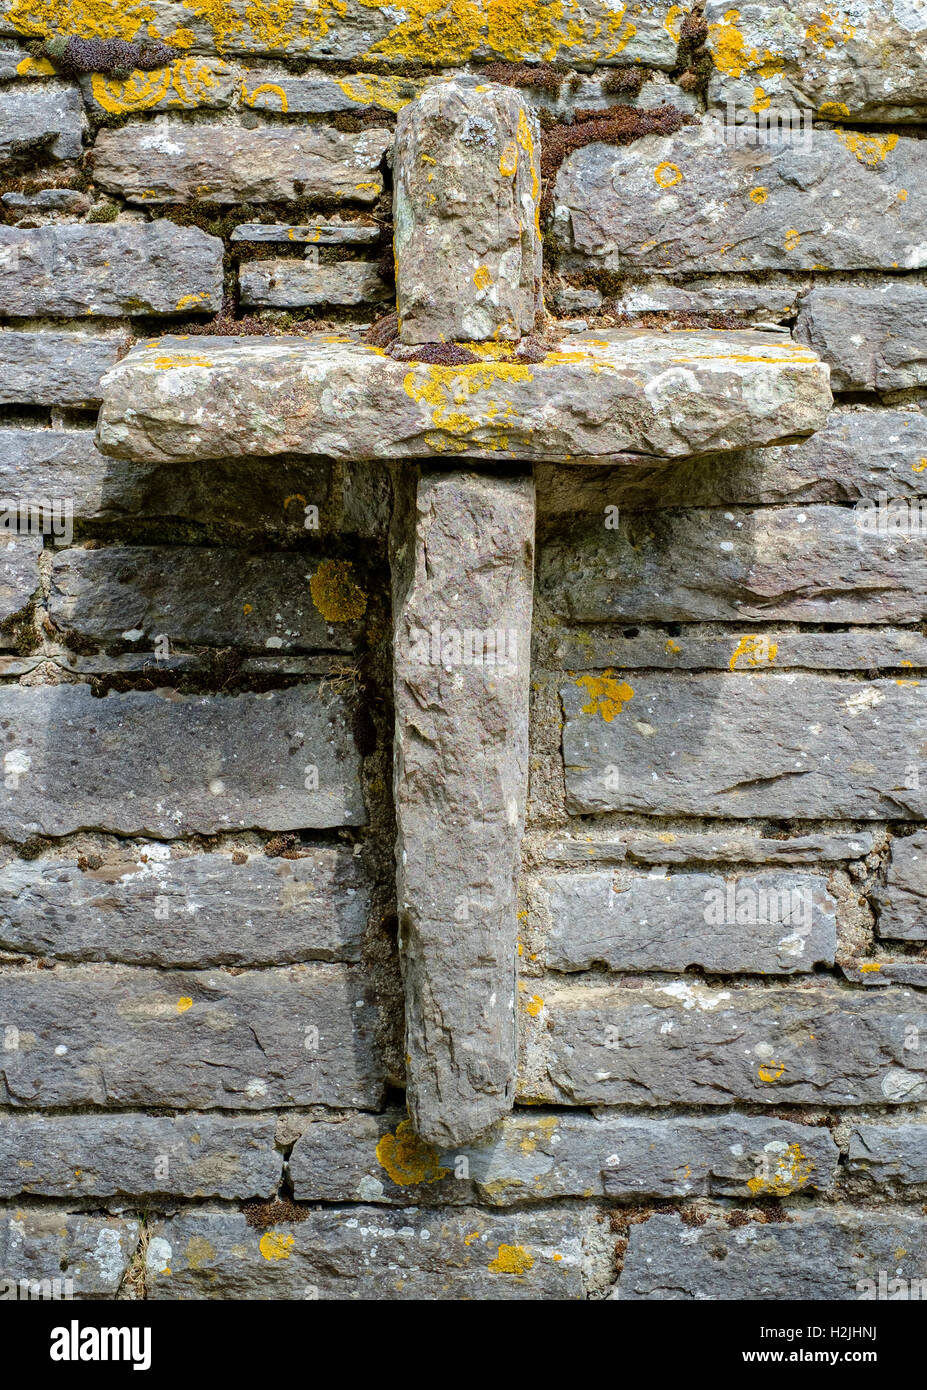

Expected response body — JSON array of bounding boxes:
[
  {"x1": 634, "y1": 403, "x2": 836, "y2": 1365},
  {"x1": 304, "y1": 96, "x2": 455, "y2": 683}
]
[
  {"x1": 523, "y1": 994, "x2": 545, "y2": 1018},
  {"x1": 757, "y1": 1060, "x2": 786, "y2": 1083},
  {"x1": 654, "y1": 160, "x2": 682, "y2": 188},
  {"x1": 835, "y1": 129, "x2": 899, "y2": 168},
  {"x1": 473, "y1": 264, "x2": 492, "y2": 290},
  {"x1": 89, "y1": 57, "x2": 226, "y2": 113},
  {"x1": 176, "y1": 997, "x2": 193, "y2": 1013},
  {"x1": 375, "y1": 1119, "x2": 449, "y2": 1186},
  {"x1": 575, "y1": 671, "x2": 634, "y2": 722},
  {"x1": 309, "y1": 559, "x2": 367, "y2": 623},
  {"x1": 747, "y1": 1143, "x2": 814, "y2": 1196},
  {"x1": 707, "y1": 7, "x2": 784, "y2": 80},
  {"x1": 499, "y1": 139, "x2": 518, "y2": 177},
  {"x1": 489, "y1": 1244, "x2": 534, "y2": 1274},
  {"x1": 729, "y1": 635, "x2": 778, "y2": 670},
  {"x1": 259, "y1": 1231, "x2": 294, "y2": 1261},
  {"x1": 749, "y1": 186, "x2": 768, "y2": 204}
]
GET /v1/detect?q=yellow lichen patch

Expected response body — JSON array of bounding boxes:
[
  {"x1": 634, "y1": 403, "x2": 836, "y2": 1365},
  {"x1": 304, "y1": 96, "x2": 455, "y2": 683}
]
[
  {"x1": 914, "y1": 458, "x2": 927, "y2": 473},
  {"x1": 16, "y1": 54, "x2": 56, "y2": 74},
  {"x1": 176, "y1": 997, "x2": 194, "y2": 1013},
  {"x1": 185, "y1": 1236, "x2": 215, "y2": 1269},
  {"x1": 576, "y1": 671, "x2": 635, "y2": 722},
  {"x1": 835, "y1": 130, "x2": 899, "y2": 168},
  {"x1": 757, "y1": 1060, "x2": 786, "y2": 1083},
  {"x1": 749, "y1": 186, "x2": 768, "y2": 204},
  {"x1": 499, "y1": 139, "x2": 518, "y2": 177},
  {"x1": 152, "y1": 353, "x2": 213, "y2": 369},
  {"x1": 473, "y1": 264, "x2": 492, "y2": 290},
  {"x1": 818, "y1": 100, "x2": 850, "y2": 119},
  {"x1": 516, "y1": 107, "x2": 539, "y2": 201},
  {"x1": 464, "y1": 1230, "x2": 480, "y2": 1246},
  {"x1": 747, "y1": 1143, "x2": 814, "y2": 1196},
  {"x1": 805, "y1": 10, "x2": 854, "y2": 50},
  {"x1": 784, "y1": 228, "x2": 801, "y2": 251},
  {"x1": 898, "y1": 189, "x2": 909, "y2": 202},
  {"x1": 5, "y1": 0, "x2": 152, "y2": 42},
  {"x1": 654, "y1": 160, "x2": 682, "y2": 188},
  {"x1": 403, "y1": 360, "x2": 534, "y2": 441},
  {"x1": 665, "y1": 638, "x2": 681, "y2": 653},
  {"x1": 309, "y1": 559, "x2": 367, "y2": 623},
  {"x1": 489, "y1": 1244, "x2": 534, "y2": 1275},
  {"x1": 517, "y1": 1116, "x2": 558, "y2": 1154},
  {"x1": 259, "y1": 1231, "x2": 294, "y2": 1261},
  {"x1": 242, "y1": 77, "x2": 289, "y2": 112},
  {"x1": 90, "y1": 57, "x2": 227, "y2": 113},
  {"x1": 664, "y1": 3, "x2": 685, "y2": 41},
  {"x1": 860, "y1": 962, "x2": 883, "y2": 973},
  {"x1": 750, "y1": 86, "x2": 769, "y2": 113},
  {"x1": 729, "y1": 635, "x2": 778, "y2": 670},
  {"x1": 165, "y1": 24, "x2": 196, "y2": 46},
  {"x1": 523, "y1": 994, "x2": 545, "y2": 1018},
  {"x1": 375, "y1": 1118, "x2": 449, "y2": 1187},
  {"x1": 175, "y1": 292, "x2": 211, "y2": 312},
  {"x1": 707, "y1": 8, "x2": 784, "y2": 80},
  {"x1": 336, "y1": 71, "x2": 421, "y2": 112}
]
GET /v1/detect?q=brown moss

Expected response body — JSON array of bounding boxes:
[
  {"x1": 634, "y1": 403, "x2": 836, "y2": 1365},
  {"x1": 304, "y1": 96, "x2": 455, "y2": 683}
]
[
  {"x1": 42, "y1": 35, "x2": 178, "y2": 76},
  {"x1": 478, "y1": 62, "x2": 565, "y2": 92},
  {"x1": 242, "y1": 1197, "x2": 310, "y2": 1229},
  {"x1": 601, "y1": 67, "x2": 650, "y2": 97},
  {"x1": 388, "y1": 341, "x2": 479, "y2": 366},
  {"x1": 365, "y1": 311, "x2": 399, "y2": 348}
]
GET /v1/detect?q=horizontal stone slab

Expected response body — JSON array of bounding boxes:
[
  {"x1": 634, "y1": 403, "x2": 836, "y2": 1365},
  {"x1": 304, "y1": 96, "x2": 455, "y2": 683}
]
[
  {"x1": 0, "y1": 963, "x2": 384, "y2": 1109},
  {"x1": 0, "y1": 844, "x2": 368, "y2": 965},
  {"x1": 541, "y1": 625, "x2": 927, "y2": 674},
  {"x1": 540, "y1": 505, "x2": 927, "y2": 624},
  {"x1": 705, "y1": 0, "x2": 927, "y2": 123},
  {"x1": 95, "y1": 331, "x2": 831, "y2": 465},
  {"x1": 145, "y1": 1205, "x2": 586, "y2": 1299},
  {"x1": 795, "y1": 283, "x2": 927, "y2": 392},
  {"x1": 0, "y1": 428, "x2": 334, "y2": 535},
  {"x1": 49, "y1": 546, "x2": 363, "y2": 652},
  {"x1": 561, "y1": 674, "x2": 927, "y2": 819},
  {"x1": 0, "y1": 331, "x2": 126, "y2": 407},
  {"x1": 848, "y1": 1123, "x2": 927, "y2": 1186},
  {"x1": 553, "y1": 118, "x2": 927, "y2": 273},
  {"x1": 0, "y1": 1210, "x2": 138, "y2": 1298},
  {"x1": 289, "y1": 1108, "x2": 839, "y2": 1204},
  {"x1": 0, "y1": 80, "x2": 82, "y2": 167},
  {"x1": 841, "y1": 961, "x2": 927, "y2": 990},
  {"x1": 520, "y1": 981, "x2": 927, "y2": 1107},
  {"x1": 0, "y1": 0, "x2": 681, "y2": 68},
  {"x1": 80, "y1": 57, "x2": 237, "y2": 115},
  {"x1": 231, "y1": 219, "x2": 380, "y2": 245},
  {"x1": 93, "y1": 121, "x2": 389, "y2": 205},
  {"x1": 535, "y1": 407, "x2": 927, "y2": 510},
  {"x1": 0, "y1": 222, "x2": 223, "y2": 317},
  {"x1": 537, "y1": 870, "x2": 836, "y2": 974},
  {"x1": 239, "y1": 258, "x2": 391, "y2": 309},
  {"x1": 537, "y1": 828, "x2": 875, "y2": 867},
  {"x1": 615, "y1": 1210, "x2": 927, "y2": 1300},
  {"x1": 0, "y1": 535, "x2": 40, "y2": 626},
  {"x1": 606, "y1": 271, "x2": 808, "y2": 323},
  {"x1": 0, "y1": 1113, "x2": 281, "y2": 1198},
  {"x1": 874, "y1": 831, "x2": 927, "y2": 941},
  {"x1": 0, "y1": 682, "x2": 363, "y2": 840}
]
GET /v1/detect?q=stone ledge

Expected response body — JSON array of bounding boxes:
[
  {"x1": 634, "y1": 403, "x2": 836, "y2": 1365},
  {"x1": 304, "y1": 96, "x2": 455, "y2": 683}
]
[{"x1": 95, "y1": 330, "x2": 832, "y2": 466}]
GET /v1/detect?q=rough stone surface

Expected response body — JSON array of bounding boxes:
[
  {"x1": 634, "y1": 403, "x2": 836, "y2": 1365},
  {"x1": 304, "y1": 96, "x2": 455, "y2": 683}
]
[
  {"x1": 553, "y1": 118, "x2": 927, "y2": 273},
  {"x1": 874, "y1": 831, "x2": 927, "y2": 941},
  {"x1": 0, "y1": 222, "x2": 223, "y2": 317},
  {"x1": 146, "y1": 1205, "x2": 586, "y2": 1299},
  {"x1": 705, "y1": 0, "x2": 927, "y2": 123},
  {"x1": 0, "y1": 682, "x2": 363, "y2": 840},
  {"x1": 289, "y1": 1109, "x2": 839, "y2": 1204},
  {"x1": 0, "y1": 80, "x2": 82, "y2": 167},
  {"x1": 0, "y1": 331, "x2": 125, "y2": 406},
  {"x1": 540, "y1": 505, "x2": 927, "y2": 624},
  {"x1": 394, "y1": 80, "x2": 541, "y2": 343},
  {"x1": 848, "y1": 1124, "x2": 927, "y2": 1186},
  {"x1": 93, "y1": 121, "x2": 390, "y2": 205},
  {"x1": 394, "y1": 472, "x2": 534, "y2": 1146},
  {"x1": 0, "y1": 963, "x2": 384, "y2": 1109},
  {"x1": 0, "y1": 845, "x2": 368, "y2": 965},
  {"x1": 95, "y1": 331, "x2": 832, "y2": 465},
  {"x1": 49, "y1": 546, "x2": 363, "y2": 652},
  {"x1": 80, "y1": 58, "x2": 236, "y2": 115},
  {"x1": 615, "y1": 1210, "x2": 927, "y2": 1300},
  {"x1": 795, "y1": 283, "x2": 927, "y2": 392},
  {"x1": 0, "y1": 535, "x2": 41, "y2": 625},
  {"x1": 231, "y1": 219, "x2": 379, "y2": 244},
  {"x1": 239, "y1": 258, "x2": 391, "y2": 309},
  {"x1": 0, "y1": 1210, "x2": 138, "y2": 1298},
  {"x1": 0, "y1": 1113, "x2": 281, "y2": 1198},
  {"x1": 538, "y1": 829, "x2": 876, "y2": 867},
  {"x1": 521, "y1": 982, "x2": 927, "y2": 1107},
  {"x1": 537, "y1": 870, "x2": 836, "y2": 974},
  {"x1": 560, "y1": 673, "x2": 927, "y2": 819}
]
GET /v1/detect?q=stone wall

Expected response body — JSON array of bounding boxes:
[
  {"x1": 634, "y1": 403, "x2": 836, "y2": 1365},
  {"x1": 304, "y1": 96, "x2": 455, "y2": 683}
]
[{"x1": 1, "y1": 0, "x2": 926, "y2": 1302}]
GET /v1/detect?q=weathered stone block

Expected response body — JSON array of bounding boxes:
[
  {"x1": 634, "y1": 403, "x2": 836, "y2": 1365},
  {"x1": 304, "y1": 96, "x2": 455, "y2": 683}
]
[
  {"x1": 394, "y1": 80, "x2": 541, "y2": 343},
  {"x1": 0, "y1": 1210, "x2": 138, "y2": 1298},
  {"x1": 0, "y1": 1113, "x2": 280, "y2": 1198},
  {"x1": 705, "y1": 1, "x2": 927, "y2": 123},
  {"x1": 49, "y1": 547, "x2": 363, "y2": 652},
  {"x1": 0, "y1": 963, "x2": 384, "y2": 1109},
  {"x1": 289, "y1": 1108, "x2": 839, "y2": 1204},
  {"x1": 231, "y1": 219, "x2": 379, "y2": 245},
  {"x1": 795, "y1": 283, "x2": 927, "y2": 392},
  {"x1": 538, "y1": 828, "x2": 875, "y2": 867},
  {"x1": 874, "y1": 831, "x2": 927, "y2": 941},
  {"x1": 848, "y1": 1124, "x2": 927, "y2": 1186},
  {"x1": 521, "y1": 982, "x2": 927, "y2": 1107},
  {"x1": 95, "y1": 331, "x2": 832, "y2": 465},
  {"x1": 146, "y1": 1206, "x2": 586, "y2": 1299},
  {"x1": 0, "y1": 535, "x2": 40, "y2": 625},
  {"x1": 394, "y1": 472, "x2": 534, "y2": 1145},
  {"x1": 80, "y1": 58, "x2": 236, "y2": 115},
  {"x1": 93, "y1": 120, "x2": 390, "y2": 205},
  {"x1": 0, "y1": 845, "x2": 368, "y2": 965},
  {"x1": 0, "y1": 80, "x2": 82, "y2": 167},
  {"x1": 239, "y1": 258, "x2": 391, "y2": 309},
  {"x1": 560, "y1": 673, "x2": 927, "y2": 819},
  {"x1": 0, "y1": 682, "x2": 364, "y2": 840},
  {"x1": 540, "y1": 505, "x2": 927, "y2": 624},
  {"x1": 553, "y1": 118, "x2": 927, "y2": 273},
  {"x1": 537, "y1": 870, "x2": 836, "y2": 974},
  {"x1": 0, "y1": 222, "x2": 223, "y2": 317},
  {"x1": 0, "y1": 332, "x2": 125, "y2": 406},
  {"x1": 615, "y1": 1210, "x2": 927, "y2": 1300}
]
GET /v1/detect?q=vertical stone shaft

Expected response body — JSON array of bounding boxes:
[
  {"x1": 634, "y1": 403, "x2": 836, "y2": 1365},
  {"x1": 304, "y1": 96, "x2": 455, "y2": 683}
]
[
  {"x1": 393, "y1": 80, "x2": 542, "y2": 344},
  {"x1": 393, "y1": 471, "x2": 535, "y2": 1146}
]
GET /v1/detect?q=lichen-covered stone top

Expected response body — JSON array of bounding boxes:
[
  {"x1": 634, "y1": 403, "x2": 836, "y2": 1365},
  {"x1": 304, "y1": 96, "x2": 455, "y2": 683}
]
[{"x1": 95, "y1": 329, "x2": 832, "y2": 465}]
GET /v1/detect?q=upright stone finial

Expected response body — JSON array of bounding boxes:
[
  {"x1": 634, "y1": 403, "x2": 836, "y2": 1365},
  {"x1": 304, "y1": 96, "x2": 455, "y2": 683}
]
[{"x1": 393, "y1": 80, "x2": 542, "y2": 344}]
